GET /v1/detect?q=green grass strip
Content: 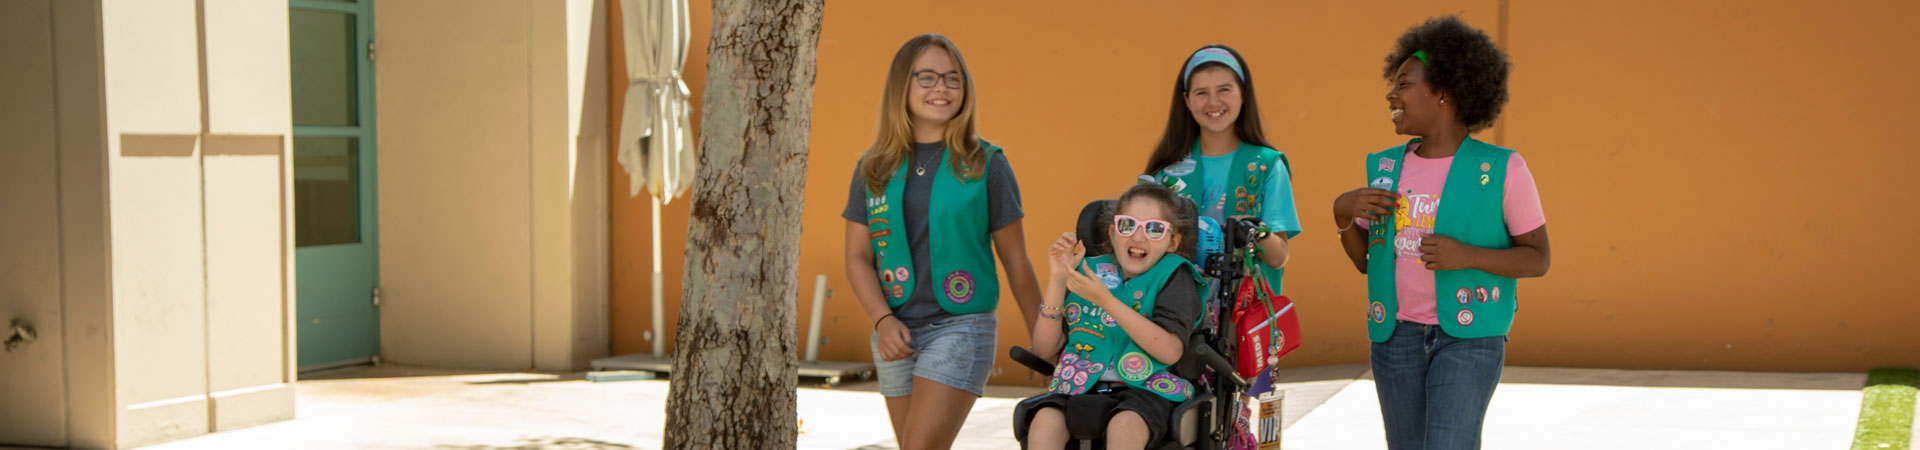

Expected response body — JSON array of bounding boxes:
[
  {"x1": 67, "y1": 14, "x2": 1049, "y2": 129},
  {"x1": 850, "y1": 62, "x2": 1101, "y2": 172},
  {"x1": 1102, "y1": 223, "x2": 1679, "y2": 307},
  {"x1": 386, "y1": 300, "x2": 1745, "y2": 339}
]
[{"x1": 1853, "y1": 367, "x2": 1919, "y2": 450}]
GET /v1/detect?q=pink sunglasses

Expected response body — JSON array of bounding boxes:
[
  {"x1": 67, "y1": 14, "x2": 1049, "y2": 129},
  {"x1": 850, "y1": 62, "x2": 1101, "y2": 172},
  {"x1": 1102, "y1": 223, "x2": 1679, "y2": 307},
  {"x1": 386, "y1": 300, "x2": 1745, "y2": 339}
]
[{"x1": 1112, "y1": 215, "x2": 1172, "y2": 241}]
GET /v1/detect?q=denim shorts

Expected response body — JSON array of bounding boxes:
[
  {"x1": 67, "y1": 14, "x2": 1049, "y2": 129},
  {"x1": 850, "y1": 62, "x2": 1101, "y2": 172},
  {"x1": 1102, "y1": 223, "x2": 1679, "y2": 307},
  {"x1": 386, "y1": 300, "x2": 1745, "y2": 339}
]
[{"x1": 869, "y1": 312, "x2": 998, "y2": 397}]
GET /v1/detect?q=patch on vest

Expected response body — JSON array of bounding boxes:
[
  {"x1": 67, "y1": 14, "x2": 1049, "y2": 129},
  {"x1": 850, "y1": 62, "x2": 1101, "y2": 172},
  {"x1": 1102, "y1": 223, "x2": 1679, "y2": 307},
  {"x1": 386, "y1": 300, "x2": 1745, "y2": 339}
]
[
  {"x1": 1096, "y1": 263, "x2": 1122, "y2": 289},
  {"x1": 1119, "y1": 352, "x2": 1152, "y2": 382},
  {"x1": 1145, "y1": 372, "x2": 1190, "y2": 397},
  {"x1": 1456, "y1": 288, "x2": 1472, "y2": 305},
  {"x1": 894, "y1": 267, "x2": 909, "y2": 283},
  {"x1": 1379, "y1": 157, "x2": 1396, "y2": 172},
  {"x1": 1475, "y1": 287, "x2": 1489, "y2": 303},
  {"x1": 1368, "y1": 302, "x2": 1387, "y2": 323},
  {"x1": 1456, "y1": 309, "x2": 1475, "y2": 326},
  {"x1": 944, "y1": 271, "x2": 975, "y2": 304},
  {"x1": 1491, "y1": 286, "x2": 1502, "y2": 303},
  {"x1": 890, "y1": 285, "x2": 904, "y2": 300},
  {"x1": 1371, "y1": 176, "x2": 1395, "y2": 190},
  {"x1": 1164, "y1": 158, "x2": 1197, "y2": 176}
]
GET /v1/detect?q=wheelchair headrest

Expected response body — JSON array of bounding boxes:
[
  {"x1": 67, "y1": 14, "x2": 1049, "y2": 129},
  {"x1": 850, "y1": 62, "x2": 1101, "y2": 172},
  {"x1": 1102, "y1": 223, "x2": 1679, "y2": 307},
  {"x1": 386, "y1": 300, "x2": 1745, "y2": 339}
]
[{"x1": 1073, "y1": 195, "x2": 1201, "y2": 262}]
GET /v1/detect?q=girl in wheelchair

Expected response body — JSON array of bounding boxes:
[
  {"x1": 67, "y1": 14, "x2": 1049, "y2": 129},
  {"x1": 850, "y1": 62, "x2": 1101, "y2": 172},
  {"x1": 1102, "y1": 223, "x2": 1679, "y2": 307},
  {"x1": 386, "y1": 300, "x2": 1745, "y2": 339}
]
[{"x1": 1026, "y1": 182, "x2": 1205, "y2": 449}]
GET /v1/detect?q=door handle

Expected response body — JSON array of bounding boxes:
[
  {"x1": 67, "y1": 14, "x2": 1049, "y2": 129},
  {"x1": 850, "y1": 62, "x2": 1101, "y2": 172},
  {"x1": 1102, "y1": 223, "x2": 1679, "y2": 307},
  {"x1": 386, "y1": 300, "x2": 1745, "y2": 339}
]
[{"x1": 5, "y1": 319, "x2": 35, "y2": 352}]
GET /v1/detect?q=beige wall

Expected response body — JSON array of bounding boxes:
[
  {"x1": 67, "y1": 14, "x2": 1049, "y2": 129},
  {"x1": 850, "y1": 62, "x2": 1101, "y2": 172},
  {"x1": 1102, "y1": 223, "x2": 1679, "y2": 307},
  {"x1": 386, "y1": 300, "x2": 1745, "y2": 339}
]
[
  {"x1": 378, "y1": 0, "x2": 608, "y2": 371},
  {"x1": 40, "y1": 0, "x2": 300, "y2": 447}
]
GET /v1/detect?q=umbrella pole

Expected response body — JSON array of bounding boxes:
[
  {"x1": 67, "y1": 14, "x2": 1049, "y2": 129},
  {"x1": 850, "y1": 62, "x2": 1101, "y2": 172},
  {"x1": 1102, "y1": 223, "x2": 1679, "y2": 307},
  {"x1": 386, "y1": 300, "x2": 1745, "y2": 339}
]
[{"x1": 651, "y1": 194, "x2": 666, "y2": 357}]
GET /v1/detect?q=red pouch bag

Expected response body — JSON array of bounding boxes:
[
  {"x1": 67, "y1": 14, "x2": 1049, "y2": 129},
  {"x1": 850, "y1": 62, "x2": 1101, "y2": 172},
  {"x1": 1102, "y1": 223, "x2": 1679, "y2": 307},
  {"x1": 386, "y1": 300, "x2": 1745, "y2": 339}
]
[{"x1": 1233, "y1": 274, "x2": 1301, "y2": 380}]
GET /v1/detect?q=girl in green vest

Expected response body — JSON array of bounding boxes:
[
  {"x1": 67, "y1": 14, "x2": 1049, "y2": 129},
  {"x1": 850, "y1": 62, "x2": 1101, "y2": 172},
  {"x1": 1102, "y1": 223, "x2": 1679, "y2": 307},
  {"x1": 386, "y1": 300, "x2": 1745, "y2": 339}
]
[
  {"x1": 839, "y1": 34, "x2": 1044, "y2": 450},
  {"x1": 1025, "y1": 182, "x2": 1205, "y2": 449},
  {"x1": 1332, "y1": 16, "x2": 1551, "y2": 450},
  {"x1": 1142, "y1": 45, "x2": 1302, "y2": 296}
]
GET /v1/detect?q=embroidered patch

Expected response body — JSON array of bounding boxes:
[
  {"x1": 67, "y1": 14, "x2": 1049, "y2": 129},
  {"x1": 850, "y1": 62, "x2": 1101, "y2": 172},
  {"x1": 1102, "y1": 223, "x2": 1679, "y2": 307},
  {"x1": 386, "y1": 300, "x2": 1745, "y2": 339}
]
[
  {"x1": 1102, "y1": 310, "x2": 1118, "y2": 327},
  {"x1": 880, "y1": 270, "x2": 893, "y2": 284},
  {"x1": 1145, "y1": 372, "x2": 1190, "y2": 397},
  {"x1": 1066, "y1": 303, "x2": 1082, "y2": 325},
  {"x1": 944, "y1": 271, "x2": 975, "y2": 304},
  {"x1": 1165, "y1": 158, "x2": 1197, "y2": 176},
  {"x1": 1480, "y1": 161, "x2": 1492, "y2": 172},
  {"x1": 1260, "y1": 164, "x2": 1269, "y2": 172},
  {"x1": 895, "y1": 267, "x2": 910, "y2": 283},
  {"x1": 890, "y1": 285, "x2": 904, "y2": 299},
  {"x1": 1118, "y1": 352, "x2": 1152, "y2": 381},
  {"x1": 1479, "y1": 173, "x2": 1491, "y2": 187},
  {"x1": 1456, "y1": 288, "x2": 1472, "y2": 305},
  {"x1": 1245, "y1": 175, "x2": 1257, "y2": 185},
  {"x1": 1133, "y1": 291, "x2": 1145, "y2": 300},
  {"x1": 1380, "y1": 158, "x2": 1396, "y2": 172},
  {"x1": 1457, "y1": 309, "x2": 1475, "y2": 326},
  {"x1": 868, "y1": 229, "x2": 891, "y2": 240},
  {"x1": 1235, "y1": 186, "x2": 1248, "y2": 198},
  {"x1": 1491, "y1": 286, "x2": 1501, "y2": 303},
  {"x1": 1475, "y1": 287, "x2": 1489, "y2": 303},
  {"x1": 877, "y1": 240, "x2": 888, "y2": 248},
  {"x1": 1096, "y1": 264, "x2": 1122, "y2": 289},
  {"x1": 1247, "y1": 162, "x2": 1258, "y2": 172},
  {"x1": 1370, "y1": 176, "x2": 1395, "y2": 190},
  {"x1": 1369, "y1": 302, "x2": 1387, "y2": 323}
]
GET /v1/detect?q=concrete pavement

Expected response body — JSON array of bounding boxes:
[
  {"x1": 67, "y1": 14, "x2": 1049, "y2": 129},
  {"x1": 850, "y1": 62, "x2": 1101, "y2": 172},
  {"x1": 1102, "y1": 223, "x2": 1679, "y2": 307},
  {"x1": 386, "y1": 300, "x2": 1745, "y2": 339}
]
[{"x1": 107, "y1": 364, "x2": 1865, "y2": 450}]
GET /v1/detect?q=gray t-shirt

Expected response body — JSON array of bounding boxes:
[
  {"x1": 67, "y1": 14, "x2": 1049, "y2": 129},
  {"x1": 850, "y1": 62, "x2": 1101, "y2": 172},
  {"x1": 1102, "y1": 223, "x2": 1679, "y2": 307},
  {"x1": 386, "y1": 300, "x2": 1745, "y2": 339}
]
[{"x1": 842, "y1": 142, "x2": 1024, "y2": 328}]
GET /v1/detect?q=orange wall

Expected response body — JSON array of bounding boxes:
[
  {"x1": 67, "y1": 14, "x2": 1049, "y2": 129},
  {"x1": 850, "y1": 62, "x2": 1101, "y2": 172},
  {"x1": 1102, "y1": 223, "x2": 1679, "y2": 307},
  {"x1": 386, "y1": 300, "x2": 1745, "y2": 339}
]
[{"x1": 612, "y1": 1, "x2": 1919, "y2": 384}]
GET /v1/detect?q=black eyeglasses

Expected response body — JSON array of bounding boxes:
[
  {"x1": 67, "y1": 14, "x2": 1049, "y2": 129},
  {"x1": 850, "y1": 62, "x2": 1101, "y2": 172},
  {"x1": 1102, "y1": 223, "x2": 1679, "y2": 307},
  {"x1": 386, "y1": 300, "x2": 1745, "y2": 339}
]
[{"x1": 911, "y1": 70, "x2": 965, "y2": 90}]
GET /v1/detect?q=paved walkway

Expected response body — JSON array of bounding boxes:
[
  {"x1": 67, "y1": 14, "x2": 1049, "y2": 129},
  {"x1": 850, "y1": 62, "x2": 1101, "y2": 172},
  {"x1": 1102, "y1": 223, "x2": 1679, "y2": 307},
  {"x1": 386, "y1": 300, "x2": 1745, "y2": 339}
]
[{"x1": 113, "y1": 364, "x2": 1865, "y2": 450}]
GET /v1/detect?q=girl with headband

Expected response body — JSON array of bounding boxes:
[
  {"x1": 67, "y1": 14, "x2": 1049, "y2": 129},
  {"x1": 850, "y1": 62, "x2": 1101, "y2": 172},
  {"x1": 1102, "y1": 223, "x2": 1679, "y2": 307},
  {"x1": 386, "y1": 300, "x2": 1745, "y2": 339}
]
[
  {"x1": 1333, "y1": 16, "x2": 1550, "y2": 449},
  {"x1": 1142, "y1": 45, "x2": 1302, "y2": 299},
  {"x1": 840, "y1": 33, "x2": 1044, "y2": 449}
]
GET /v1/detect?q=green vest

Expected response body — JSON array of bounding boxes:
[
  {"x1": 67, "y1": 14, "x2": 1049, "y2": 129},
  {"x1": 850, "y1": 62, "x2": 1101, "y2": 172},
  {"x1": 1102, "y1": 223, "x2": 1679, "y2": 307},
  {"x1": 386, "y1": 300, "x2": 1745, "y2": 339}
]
[
  {"x1": 1364, "y1": 137, "x2": 1519, "y2": 341},
  {"x1": 864, "y1": 141, "x2": 1003, "y2": 315},
  {"x1": 1046, "y1": 254, "x2": 1204, "y2": 402},
  {"x1": 1152, "y1": 142, "x2": 1291, "y2": 293}
]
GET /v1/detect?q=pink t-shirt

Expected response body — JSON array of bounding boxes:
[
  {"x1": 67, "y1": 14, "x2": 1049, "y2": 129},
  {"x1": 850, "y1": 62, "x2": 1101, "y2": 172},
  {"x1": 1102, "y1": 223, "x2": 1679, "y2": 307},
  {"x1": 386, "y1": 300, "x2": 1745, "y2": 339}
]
[{"x1": 1359, "y1": 143, "x2": 1546, "y2": 325}]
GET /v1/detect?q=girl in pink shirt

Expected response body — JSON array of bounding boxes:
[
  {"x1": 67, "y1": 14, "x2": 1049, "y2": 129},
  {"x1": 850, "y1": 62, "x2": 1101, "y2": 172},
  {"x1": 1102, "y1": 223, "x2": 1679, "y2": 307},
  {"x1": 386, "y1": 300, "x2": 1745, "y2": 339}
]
[{"x1": 1331, "y1": 16, "x2": 1552, "y2": 450}]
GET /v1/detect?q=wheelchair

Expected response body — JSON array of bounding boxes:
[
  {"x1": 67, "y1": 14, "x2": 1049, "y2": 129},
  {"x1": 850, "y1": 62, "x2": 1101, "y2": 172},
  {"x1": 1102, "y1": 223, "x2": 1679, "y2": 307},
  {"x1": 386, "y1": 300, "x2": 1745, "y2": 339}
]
[{"x1": 1009, "y1": 198, "x2": 1274, "y2": 449}]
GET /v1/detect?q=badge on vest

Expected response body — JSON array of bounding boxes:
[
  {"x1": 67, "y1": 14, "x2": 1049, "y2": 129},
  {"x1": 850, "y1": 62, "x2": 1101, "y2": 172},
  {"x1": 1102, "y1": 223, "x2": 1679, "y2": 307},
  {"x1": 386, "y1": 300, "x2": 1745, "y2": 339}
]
[
  {"x1": 1096, "y1": 263, "x2": 1122, "y2": 289},
  {"x1": 944, "y1": 271, "x2": 975, "y2": 304},
  {"x1": 1368, "y1": 301, "x2": 1387, "y2": 323},
  {"x1": 1380, "y1": 157, "x2": 1396, "y2": 172},
  {"x1": 1371, "y1": 176, "x2": 1395, "y2": 191},
  {"x1": 1165, "y1": 158, "x2": 1197, "y2": 176},
  {"x1": 1475, "y1": 287, "x2": 1489, "y2": 303},
  {"x1": 1456, "y1": 309, "x2": 1475, "y2": 326},
  {"x1": 1491, "y1": 286, "x2": 1502, "y2": 302},
  {"x1": 1456, "y1": 288, "x2": 1472, "y2": 305}
]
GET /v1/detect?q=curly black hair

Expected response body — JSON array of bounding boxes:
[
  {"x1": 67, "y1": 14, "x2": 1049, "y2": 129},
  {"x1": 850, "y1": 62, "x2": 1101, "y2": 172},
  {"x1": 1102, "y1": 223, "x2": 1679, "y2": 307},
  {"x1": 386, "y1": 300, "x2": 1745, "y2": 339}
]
[{"x1": 1383, "y1": 16, "x2": 1510, "y2": 133}]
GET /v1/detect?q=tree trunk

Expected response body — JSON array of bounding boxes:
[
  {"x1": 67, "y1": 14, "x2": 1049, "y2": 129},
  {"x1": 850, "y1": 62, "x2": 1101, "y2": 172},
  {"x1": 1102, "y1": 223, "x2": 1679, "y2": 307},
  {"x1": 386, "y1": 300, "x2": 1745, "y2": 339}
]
[{"x1": 662, "y1": 0, "x2": 822, "y2": 448}]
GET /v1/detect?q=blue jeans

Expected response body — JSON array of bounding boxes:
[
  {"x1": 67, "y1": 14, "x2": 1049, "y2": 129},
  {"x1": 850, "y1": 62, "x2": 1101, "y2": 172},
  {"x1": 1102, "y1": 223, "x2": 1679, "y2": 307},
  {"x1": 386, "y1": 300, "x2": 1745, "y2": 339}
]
[{"x1": 1370, "y1": 321, "x2": 1506, "y2": 450}]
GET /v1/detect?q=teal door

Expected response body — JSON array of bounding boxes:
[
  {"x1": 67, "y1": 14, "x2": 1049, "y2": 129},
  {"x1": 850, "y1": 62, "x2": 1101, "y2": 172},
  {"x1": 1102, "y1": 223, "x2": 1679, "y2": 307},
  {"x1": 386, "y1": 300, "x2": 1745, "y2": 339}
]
[{"x1": 291, "y1": 0, "x2": 379, "y2": 371}]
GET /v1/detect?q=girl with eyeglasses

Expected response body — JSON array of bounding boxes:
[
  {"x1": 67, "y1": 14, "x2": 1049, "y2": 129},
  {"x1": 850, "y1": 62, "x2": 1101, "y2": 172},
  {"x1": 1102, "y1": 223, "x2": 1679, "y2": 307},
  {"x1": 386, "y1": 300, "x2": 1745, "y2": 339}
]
[
  {"x1": 840, "y1": 33, "x2": 1043, "y2": 450},
  {"x1": 1026, "y1": 182, "x2": 1205, "y2": 449},
  {"x1": 1142, "y1": 44, "x2": 1302, "y2": 299}
]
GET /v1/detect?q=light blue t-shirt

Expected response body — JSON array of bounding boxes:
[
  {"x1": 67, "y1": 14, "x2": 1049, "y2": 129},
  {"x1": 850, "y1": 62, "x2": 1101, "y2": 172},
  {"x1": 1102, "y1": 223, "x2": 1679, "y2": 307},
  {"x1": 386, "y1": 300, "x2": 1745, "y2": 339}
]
[{"x1": 1195, "y1": 146, "x2": 1302, "y2": 239}]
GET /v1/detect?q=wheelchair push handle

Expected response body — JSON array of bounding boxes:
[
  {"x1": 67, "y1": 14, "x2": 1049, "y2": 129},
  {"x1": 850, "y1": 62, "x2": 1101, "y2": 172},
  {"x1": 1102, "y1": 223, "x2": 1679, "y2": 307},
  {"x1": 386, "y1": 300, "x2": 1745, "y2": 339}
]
[
  {"x1": 1194, "y1": 343, "x2": 1250, "y2": 389},
  {"x1": 1009, "y1": 346, "x2": 1056, "y2": 375}
]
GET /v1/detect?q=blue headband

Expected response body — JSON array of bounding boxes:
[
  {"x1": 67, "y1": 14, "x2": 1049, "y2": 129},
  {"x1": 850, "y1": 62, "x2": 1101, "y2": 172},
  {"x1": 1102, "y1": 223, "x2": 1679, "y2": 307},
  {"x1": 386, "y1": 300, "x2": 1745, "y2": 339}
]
[{"x1": 1182, "y1": 48, "x2": 1245, "y2": 85}]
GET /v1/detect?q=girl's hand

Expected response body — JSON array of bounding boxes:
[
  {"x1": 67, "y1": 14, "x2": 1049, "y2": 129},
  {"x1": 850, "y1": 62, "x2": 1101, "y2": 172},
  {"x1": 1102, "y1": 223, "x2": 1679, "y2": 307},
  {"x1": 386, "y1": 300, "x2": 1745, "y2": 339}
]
[
  {"x1": 1336, "y1": 187, "x2": 1400, "y2": 224},
  {"x1": 874, "y1": 315, "x2": 914, "y2": 361},
  {"x1": 1064, "y1": 261, "x2": 1112, "y2": 305},
  {"x1": 1046, "y1": 232, "x2": 1085, "y2": 281},
  {"x1": 1419, "y1": 234, "x2": 1477, "y2": 271}
]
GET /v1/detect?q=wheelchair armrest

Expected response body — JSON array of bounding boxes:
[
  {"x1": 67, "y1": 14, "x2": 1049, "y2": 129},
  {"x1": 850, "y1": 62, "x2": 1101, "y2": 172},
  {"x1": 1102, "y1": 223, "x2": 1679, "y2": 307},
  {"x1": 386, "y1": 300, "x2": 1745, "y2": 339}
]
[
  {"x1": 1192, "y1": 343, "x2": 1249, "y2": 389},
  {"x1": 1009, "y1": 346, "x2": 1055, "y2": 375}
]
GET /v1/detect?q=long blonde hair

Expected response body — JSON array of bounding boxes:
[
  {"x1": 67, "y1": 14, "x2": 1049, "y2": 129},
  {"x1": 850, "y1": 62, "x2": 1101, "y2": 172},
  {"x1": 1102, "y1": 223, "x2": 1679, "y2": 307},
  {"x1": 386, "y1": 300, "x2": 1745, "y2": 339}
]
[{"x1": 860, "y1": 34, "x2": 986, "y2": 195}]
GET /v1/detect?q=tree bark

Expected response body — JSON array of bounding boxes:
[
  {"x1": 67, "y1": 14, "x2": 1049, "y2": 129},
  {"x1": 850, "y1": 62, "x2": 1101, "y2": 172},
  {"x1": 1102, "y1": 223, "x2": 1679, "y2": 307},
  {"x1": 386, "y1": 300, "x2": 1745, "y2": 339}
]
[{"x1": 662, "y1": 0, "x2": 822, "y2": 448}]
